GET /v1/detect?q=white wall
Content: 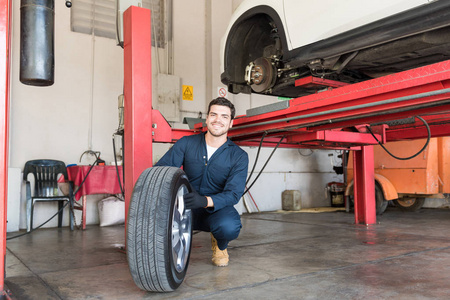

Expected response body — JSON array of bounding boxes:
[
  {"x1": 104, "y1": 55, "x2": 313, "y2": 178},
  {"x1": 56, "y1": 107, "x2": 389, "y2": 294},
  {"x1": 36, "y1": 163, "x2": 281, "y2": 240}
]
[
  {"x1": 10, "y1": 3, "x2": 124, "y2": 169},
  {"x1": 172, "y1": 1, "x2": 206, "y2": 116},
  {"x1": 237, "y1": 148, "x2": 343, "y2": 213},
  {"x1": 7, "y1": 1, "x2": 342, "y2": 231},
  {"x1": 10, "y1": 1, "x2": 124, "y2": 230},
  {"x1": 7, "y1": 168, "x2": 21, "y2": 232}
]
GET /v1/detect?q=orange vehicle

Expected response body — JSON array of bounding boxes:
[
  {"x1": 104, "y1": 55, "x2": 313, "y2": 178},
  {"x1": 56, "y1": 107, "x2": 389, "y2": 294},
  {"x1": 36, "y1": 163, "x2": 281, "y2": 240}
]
[{"x1": 346, "y1": 137, "x2": 450, "y2": 214}]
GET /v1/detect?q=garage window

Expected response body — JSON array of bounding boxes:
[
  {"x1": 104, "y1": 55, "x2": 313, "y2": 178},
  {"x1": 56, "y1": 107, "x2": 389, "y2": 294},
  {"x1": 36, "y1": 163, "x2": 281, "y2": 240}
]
[{"x1": 70, "y1": 0, "x2": 168, "y2": 47}]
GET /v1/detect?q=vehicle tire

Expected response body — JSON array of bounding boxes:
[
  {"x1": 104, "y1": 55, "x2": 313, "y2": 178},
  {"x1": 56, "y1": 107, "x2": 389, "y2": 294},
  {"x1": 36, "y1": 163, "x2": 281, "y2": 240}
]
[
  {"x1": 393, "y1": 197, "x2": 425, "y2": 212},
  {"x1": 375, "y1": 183, "x2": 388, "y2": 215},
  {"x1": 127, "y1": 166, "x2": 193, "y2": 292},
  {"x1": 348, "y1": 183, "x2": 388, "y2": 215}
]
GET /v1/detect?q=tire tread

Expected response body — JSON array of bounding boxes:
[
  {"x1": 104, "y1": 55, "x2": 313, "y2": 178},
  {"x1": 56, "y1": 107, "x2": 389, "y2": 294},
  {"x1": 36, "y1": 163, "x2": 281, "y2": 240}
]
[{"x1": 127, "y1": 166, "x2": 190, "y2": 292}]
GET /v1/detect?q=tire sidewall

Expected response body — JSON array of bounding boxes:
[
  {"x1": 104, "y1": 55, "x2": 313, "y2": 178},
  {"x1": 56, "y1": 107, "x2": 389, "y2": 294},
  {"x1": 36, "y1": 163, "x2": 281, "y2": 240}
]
[
  {"x1": 375, "y1": 183, "x2": 388, "y2": 215},
  {"x1": 166, "y1": 172, "x2": 192, "y2": 288},
  {"x1": 348, "y1": 182, "x2": 388, "y2": 215},
  {"x1": 127, "y1": 166, "x2": 194, "y2": 292}
]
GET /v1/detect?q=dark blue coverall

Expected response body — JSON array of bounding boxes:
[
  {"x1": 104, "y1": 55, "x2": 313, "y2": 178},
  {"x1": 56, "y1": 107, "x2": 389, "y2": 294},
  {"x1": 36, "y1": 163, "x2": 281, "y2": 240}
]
[{"x1": 155, "y1": 133, "x2": 249, "y2": 250}]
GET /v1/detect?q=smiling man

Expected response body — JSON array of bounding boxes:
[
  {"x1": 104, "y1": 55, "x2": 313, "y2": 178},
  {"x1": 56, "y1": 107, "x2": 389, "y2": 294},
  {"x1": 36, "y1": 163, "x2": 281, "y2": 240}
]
[{"x1": 155, "y1": 97, "x2": 249, "y2": 267}]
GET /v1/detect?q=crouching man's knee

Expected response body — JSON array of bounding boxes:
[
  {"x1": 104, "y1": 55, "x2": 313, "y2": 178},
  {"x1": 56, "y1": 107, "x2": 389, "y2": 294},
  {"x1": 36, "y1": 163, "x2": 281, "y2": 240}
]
[{"x1": 211, "y1": 207, "x2": 242, "y2": 242}]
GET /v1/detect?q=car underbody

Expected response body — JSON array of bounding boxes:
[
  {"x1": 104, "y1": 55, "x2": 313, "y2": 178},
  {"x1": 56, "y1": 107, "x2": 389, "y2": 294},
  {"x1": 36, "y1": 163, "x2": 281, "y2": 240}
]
[{"x1": 221, "y1": 1, "x2": 450, "y2": 98}]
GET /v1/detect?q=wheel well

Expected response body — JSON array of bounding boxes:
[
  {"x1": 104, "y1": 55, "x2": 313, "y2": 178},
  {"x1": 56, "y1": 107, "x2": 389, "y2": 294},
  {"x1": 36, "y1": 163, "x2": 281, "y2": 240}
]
[
  {"x1": 345, "y1": 181, "x2": 383, "y2": 196},
  {"x1": 345, "y1": 174, "x2": 398, "y2": 201},
  {"x1": 222, "y1": 6, "x2": 287, "y2": 88}
]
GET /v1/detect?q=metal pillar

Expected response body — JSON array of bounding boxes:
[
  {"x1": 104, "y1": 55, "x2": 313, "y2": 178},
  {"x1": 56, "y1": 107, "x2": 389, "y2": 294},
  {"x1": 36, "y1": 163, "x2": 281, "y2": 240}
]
[
  {"x1": 123, "y1": 6, "x2": 153, "y2": 221},
  {"x1": 0, "y1": 0, "x2": 11, "y2": 296},
  {"x1": 353, "y1": 145, "x2": 376, "y2": 225}
]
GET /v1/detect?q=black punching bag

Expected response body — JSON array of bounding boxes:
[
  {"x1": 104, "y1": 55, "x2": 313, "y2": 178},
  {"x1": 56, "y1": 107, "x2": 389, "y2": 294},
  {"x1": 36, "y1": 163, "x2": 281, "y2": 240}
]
[{"x1": 20, "y1": 0, "x2": 55, "y2": 86}]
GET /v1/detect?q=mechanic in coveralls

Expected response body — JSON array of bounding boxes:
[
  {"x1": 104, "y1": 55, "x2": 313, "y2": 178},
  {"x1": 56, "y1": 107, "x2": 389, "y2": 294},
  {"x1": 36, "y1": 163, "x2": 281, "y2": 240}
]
[{"x1": 155, "y1": 97, "x2": 249, "y2": 267}]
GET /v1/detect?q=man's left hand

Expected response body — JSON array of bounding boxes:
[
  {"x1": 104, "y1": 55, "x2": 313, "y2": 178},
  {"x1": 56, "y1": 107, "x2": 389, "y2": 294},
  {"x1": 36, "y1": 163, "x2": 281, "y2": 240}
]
[{"x1": 184, "y1": 191, "x2": 208, "y2": 209}]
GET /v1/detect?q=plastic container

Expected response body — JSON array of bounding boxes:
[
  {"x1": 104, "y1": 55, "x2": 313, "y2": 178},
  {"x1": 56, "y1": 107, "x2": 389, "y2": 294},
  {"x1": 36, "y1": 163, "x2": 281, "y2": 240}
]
[{"x1": 282, "y1": 190, "x2": 301, "y2": 211}]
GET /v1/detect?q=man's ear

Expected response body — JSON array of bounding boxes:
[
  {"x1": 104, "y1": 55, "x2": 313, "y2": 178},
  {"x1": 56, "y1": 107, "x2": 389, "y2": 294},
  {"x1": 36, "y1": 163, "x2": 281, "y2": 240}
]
[{"x1": 229, "y1": 119, "x2": 233, "y2": 129}]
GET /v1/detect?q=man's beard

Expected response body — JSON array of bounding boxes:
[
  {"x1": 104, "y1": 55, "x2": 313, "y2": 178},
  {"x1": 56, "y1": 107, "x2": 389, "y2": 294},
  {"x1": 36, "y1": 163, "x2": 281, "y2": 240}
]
[{"x1": 207, "y1": 123, "x2": 229, "y2": 137}]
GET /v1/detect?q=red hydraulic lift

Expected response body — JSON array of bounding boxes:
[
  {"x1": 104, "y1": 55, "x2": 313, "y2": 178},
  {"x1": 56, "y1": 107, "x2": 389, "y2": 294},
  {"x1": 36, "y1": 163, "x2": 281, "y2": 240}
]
[{"x1": 123, "y1": 6, "x2": 450, "y2": 230}]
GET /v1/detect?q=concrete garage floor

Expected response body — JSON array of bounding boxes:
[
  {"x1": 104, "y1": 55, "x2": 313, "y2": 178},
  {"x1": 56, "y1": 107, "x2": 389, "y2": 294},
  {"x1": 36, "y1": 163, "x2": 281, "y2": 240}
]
[{"x1": 5, "y1": 207, "x2": 450, "y2": 299}]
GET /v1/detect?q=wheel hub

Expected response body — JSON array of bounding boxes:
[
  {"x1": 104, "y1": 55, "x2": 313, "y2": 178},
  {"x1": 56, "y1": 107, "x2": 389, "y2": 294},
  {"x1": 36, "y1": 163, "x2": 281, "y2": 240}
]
[
  {"x1": 171, "y1": 184, "x2": 192, "y2": 273},
  {"x1": 245, "y1": 57, "x2": 277, "y2": 93},
  {"x1": 397, "y1": 198, "x2": 415, "y2": 207}
]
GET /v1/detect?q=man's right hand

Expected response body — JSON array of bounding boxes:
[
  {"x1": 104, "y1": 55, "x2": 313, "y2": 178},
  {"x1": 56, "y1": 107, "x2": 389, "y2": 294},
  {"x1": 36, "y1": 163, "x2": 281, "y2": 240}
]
[{"x1": 184, "y1": 191, "x2": 208, "y2": 209}]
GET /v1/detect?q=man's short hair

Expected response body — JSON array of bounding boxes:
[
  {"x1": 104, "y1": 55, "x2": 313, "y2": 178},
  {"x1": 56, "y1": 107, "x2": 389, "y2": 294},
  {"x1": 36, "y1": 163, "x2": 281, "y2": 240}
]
[{"x1": 207, "y1": 97, "x2": 236, "y2": 119}]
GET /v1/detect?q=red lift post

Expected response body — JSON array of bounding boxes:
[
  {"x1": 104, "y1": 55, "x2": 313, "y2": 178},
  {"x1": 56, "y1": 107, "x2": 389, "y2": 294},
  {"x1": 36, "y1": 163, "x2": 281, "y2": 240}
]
[
  {"x1": 123, "y1": 7, "x2": 450, "y2": 228},
  {"x1": 0, "y1": 0, "x2": 11, "y2": 297},
  {"x1": 122, "y1": 6, "x2": 154, "y2": 214}
]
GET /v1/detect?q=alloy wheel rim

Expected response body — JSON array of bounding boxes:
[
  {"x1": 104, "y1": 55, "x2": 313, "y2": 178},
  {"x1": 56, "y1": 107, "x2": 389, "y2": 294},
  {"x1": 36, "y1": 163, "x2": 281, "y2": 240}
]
[{"x1": 171, "y1": 184, "x2": 192, "y2": 272}]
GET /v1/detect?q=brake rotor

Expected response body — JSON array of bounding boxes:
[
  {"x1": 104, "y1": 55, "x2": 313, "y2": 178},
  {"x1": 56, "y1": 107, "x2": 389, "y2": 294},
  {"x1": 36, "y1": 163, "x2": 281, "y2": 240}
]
[{"x1": 246, "y1": 57, "x2": 277, "y2": 93}]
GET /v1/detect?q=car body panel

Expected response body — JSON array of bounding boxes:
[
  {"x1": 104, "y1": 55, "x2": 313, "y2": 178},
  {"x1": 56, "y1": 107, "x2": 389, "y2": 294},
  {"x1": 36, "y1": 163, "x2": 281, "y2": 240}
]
[{"x1": 283, "y1": 0, "x2": 429, "y2": 50}]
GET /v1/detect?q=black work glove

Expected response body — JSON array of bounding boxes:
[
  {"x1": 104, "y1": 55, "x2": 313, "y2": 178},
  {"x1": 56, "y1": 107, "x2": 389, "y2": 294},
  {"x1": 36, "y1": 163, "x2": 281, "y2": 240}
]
[{"x1": 184, "y1": 191, "x2": 208, "y2": 209}]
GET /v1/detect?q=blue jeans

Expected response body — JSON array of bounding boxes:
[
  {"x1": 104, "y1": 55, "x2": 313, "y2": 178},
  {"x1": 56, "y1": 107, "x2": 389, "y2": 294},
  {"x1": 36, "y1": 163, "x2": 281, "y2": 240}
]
[{"x1": 192, "y1": 206, "x2": 242, "y2": 250}]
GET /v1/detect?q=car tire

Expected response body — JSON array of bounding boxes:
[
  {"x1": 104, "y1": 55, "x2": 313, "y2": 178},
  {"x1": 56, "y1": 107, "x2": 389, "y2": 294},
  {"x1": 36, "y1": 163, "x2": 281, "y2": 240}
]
[
  {"x1": 348, "y1": 182, "x2": 388, "y2": 215},
  {"x1": 393, "y1": 197, "x2": 425, "y2": 212},
  {"x1": 375, "y1": 183, "x2": 388, "y2": 215},
  {"x1": 127, "y1": 166, "x2": 193, "y2": 292}
]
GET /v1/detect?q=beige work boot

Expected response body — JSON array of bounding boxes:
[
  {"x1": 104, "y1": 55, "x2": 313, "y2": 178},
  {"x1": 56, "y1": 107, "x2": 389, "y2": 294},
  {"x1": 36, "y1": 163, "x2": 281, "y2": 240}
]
[{"x1": 211, "y1": 233, "x2": 229, "y2": 267}]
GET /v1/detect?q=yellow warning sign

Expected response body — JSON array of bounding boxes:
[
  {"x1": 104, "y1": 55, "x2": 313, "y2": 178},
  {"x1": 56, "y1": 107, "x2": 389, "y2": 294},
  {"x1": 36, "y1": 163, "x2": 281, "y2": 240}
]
[{"x1": 182, "y1": 85, "x2": 193, "y2": 101}]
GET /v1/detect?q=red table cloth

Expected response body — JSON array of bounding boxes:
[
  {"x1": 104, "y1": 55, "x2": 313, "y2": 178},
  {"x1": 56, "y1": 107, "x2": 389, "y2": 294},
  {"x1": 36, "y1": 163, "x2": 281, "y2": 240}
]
[{"x1": 64, "y1": 165, "x2": 123, "y2": 201}]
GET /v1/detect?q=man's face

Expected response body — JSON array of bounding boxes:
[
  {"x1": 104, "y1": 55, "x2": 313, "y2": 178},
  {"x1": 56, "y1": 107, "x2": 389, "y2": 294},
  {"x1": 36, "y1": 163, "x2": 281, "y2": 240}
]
[{"x1": 205, "y1": 105, "x2": 233, "y2": 138}]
